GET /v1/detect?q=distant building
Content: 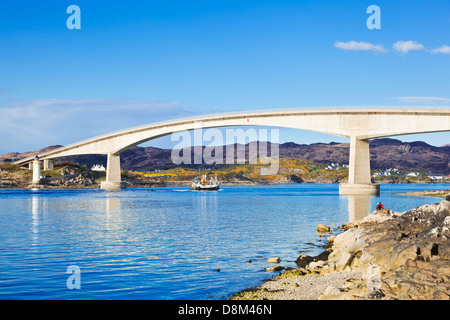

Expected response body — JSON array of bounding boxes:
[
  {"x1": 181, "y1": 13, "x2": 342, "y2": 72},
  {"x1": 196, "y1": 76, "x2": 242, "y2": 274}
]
[
  {"x1": 427, "y1": 174, "x2": 443, "y2": 181},
  {"x1": 372, "y1": 168, "x2": 400, "y2": 177},
  {"x1": 406, "y1": 172, "x2": 420, "y2": 178},
  {"x1": 325, "y1": 163, "x2": 348, "y2": 170},
  {"x1": 91, "y1": 164, "x2": 106, "y2": 172}
]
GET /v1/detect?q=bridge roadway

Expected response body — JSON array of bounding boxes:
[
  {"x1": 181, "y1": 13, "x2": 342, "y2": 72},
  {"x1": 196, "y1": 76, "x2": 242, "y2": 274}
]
[{"x1": 14, "y1": 108, "x2": 450, "y2": 194}]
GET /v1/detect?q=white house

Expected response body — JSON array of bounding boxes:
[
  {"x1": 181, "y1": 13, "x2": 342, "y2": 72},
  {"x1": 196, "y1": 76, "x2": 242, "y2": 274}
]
[
  {"x1": 91, "y1": 164, "x2": 106, "y2": 172},
  {"x1": 427, "y1": 174, "x2": 443, "y2": 181},
  {"x1": 406, "y1": 172, "x2": 420, "y2": 178}
]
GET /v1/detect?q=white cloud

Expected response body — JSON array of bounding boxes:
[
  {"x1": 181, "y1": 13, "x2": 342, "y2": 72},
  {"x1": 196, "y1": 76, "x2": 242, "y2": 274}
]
[
  {"x1": 397, "y1": 96, "x2": 450, "y2": 104},
  {"x1": 0, "y1": 98, "x2": 202, "y2": 153},
  {"x1": 392, "y1": 41, "x2": 425, "y2": 54},
  {"x1": 336, "y1": 40, "x2": 450, "y2": 56},
  {"x1": 430, "y1": 45, "x2": 450, "y2": 54},
  {"x1": 334, "y1": 41, "x2": 386, "y2": 54}
]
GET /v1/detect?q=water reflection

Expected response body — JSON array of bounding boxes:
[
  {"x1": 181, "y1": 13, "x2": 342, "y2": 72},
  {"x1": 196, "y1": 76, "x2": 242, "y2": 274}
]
[
  {"x1": 196, "y1": 192, "x2": 219, "y2": 216},
  {"x1": 106, "y1": 196, "x2": 121, "y2": 216},
  {"x1": 31, "y1": 193, "x2": 39, "y2": 245},
  {"x1": 105, "y1": 195, "x2": 122, "y2": 230},
  {"x1": 196, "y1": 192, "x2": 219, "y2": 231},
  {"x1": 345, "y1": 194, "x2": 375, "y2": 222}
]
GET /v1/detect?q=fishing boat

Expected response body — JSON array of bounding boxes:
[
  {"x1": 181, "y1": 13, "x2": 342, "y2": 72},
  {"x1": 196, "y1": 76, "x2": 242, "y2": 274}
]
[{"x1": 190, "y1": 173, "x2": 220, "y2": 191}]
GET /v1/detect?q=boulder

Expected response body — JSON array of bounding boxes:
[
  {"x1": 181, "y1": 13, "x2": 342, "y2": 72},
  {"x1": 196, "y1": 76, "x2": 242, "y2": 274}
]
[
  {"x1": 362, "y1": 213, "x2": 393, "y2": 224},
  {"x1": 374, "y1": 209, "x2": 390, "y2": 215},
  {"x1": 267, "y1": 257, "x2": 281, "y2": 264},
  {"x1": 295, "y1": 254, "x2": 314, "y2": 268},
  {"x1": 316, "y1": 224, "x2": 330, "y2": 233},
  {"x1": 308, "y1": 260, "x2": 326, "y2": 271},
  {"x1": 335, "y1": 252, "x2": 353, "y2": 272},
  {"x1": 339, "y1": 222, "x2": 358, "y2": 231},
  {"x1": 441, "y1": 243, "x2": 450, "y2": 260},
  {"x1": 265, "y1": 266, "x2": 284, "y2": 272},
  {"x1": 315, "y1": 250, "x2": 331, "y2": 261},
  {"x1": 332, "y1": 228, "x2": 360, "y2": 252}
]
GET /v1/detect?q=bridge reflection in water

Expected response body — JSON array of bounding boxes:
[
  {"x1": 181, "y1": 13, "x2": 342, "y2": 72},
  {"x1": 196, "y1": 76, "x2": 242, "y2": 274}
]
[
  {"x1": 106, "y1": 196, "x2": 121, "y2": 218},
  {"x1": 343, "y1": 194, "x2": 375, "y2": 222}
]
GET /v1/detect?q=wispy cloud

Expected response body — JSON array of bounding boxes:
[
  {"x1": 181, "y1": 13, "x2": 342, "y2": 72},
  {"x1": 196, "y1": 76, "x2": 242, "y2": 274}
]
[
  {"x1": 0, "y1": 98, "x2": 202, "y2": 153},
  {"x1": 430, "y1": 45, "x2": 450, "y2": 54},
  {"x1": 336, "y1": 40, "x2": 450, "y2": 56},
  {"x1": 392, "y1": 41, "x2": 425, "y2": 54},
  {"x1": 396, "y1": 96, "x2": 450, "y2": 104},
  {"x1": 334, "y1": 41, "x2": 386, "y2": 54}
]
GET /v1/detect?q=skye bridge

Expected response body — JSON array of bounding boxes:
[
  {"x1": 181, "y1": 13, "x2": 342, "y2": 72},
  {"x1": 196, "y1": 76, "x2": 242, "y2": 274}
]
[{"x1": 14, "y1": 107, "x2": 450, "y2": 195}]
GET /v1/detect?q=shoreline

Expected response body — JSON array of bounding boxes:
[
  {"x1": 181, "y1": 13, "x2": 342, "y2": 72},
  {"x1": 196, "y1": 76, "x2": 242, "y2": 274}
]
[
  {"x1": 231, "y1": 193, "x2": 450, "y2": 300},
  {"x1": 394, "y1": 190, "x2": 450, "y2": 197},
  {"x1": 1, "y1": 181, "x2": 449, "y2": 190}
]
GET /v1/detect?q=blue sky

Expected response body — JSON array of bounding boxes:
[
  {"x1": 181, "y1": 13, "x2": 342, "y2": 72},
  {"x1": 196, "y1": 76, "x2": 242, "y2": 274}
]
[{"x1": 0, "y1": 0, "x2": 449, "y2": 154}]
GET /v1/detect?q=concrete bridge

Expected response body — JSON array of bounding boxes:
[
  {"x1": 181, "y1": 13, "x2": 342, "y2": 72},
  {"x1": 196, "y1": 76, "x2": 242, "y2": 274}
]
[{"x1": 14, "y1": 108, "x2": 450, "y2": 194}]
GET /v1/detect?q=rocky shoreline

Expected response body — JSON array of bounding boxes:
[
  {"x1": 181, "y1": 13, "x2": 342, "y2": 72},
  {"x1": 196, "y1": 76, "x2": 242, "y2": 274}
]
[
  {"x1": 232, "y1": 194, "x2": 450, "y2": 300},
  {"x1": 395, "y1": 190, "x2": 450, "y2": 197}
]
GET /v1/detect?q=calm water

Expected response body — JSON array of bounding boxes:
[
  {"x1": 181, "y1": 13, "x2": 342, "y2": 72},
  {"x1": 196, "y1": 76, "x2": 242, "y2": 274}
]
[{"x1": 0, "y1": 183, "x2": 447, "y2": 300}]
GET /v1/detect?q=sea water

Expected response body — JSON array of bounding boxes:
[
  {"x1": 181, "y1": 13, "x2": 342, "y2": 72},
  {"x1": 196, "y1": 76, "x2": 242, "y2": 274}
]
[{"x1": 0, "y1": 183, "x2": 447, "y2": 300}]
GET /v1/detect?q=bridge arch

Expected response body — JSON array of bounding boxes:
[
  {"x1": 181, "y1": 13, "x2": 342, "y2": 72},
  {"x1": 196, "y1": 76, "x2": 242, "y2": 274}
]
[{"x1": 15, "y1": 108, "x2": 450, "y2": 194}]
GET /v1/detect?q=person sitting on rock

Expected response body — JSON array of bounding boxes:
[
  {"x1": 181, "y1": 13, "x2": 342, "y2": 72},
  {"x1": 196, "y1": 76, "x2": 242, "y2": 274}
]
[{"x1": 376, "y1": 202, "x2": 384, "y2": 210}]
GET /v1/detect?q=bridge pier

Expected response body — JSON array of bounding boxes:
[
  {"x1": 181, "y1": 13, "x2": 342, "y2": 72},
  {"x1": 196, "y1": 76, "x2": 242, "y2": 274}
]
[
  {"x1": 339, "y1": 136, "x2": 380, "y2": 195},
  {"x1": 101, "y1": 153, "x2": 123, "y2": 190},
  {"x1": 43, "y1": 159, "x2": 53, "y2": 171}
]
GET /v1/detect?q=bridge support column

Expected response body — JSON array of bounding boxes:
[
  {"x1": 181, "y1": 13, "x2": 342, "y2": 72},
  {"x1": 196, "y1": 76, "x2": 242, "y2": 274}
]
[
  {"x1": 340, "y1": 137, "x2": 380, "y2": 195},
  {"x1": 32, "y1": 156, "x2": 41, "y2": 185},
  {"x1": 101, "y1": 153, "x2": 123, "y2": 190},
  {"x1": 43, "y1": 159, "x2": 53, "y2": 171}
]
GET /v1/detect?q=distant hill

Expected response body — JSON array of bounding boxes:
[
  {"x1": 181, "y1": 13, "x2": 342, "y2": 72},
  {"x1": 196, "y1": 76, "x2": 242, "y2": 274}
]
[
  {"x1": 0, "y1": 145, "x2": 64, "y2": 163},
  {"x1": 1, "y1": 138, "x2": 449, "y2": 174}
]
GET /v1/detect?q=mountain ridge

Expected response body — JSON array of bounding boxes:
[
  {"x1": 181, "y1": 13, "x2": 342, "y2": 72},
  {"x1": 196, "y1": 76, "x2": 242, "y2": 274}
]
[{"x1": 1, "y1": 138, "x2": 449, "y2": 174}]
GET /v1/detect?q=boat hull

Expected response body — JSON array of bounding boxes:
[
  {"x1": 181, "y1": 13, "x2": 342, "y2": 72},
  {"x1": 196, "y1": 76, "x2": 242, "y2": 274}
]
[{"x1": 190, "y1": 184, "x2": 220, "y2": 191}]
